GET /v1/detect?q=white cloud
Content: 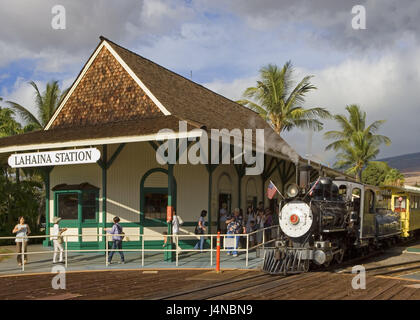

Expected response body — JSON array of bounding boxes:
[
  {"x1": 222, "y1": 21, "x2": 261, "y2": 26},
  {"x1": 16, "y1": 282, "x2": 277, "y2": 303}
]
[
  {"x1": 0, "y1": 78, "x2": 40, "y2": 122},
  {"x1": 204, "y1": 48, "x2": 420, "y2": 163},
  {"x1": 1, "y1": 77, "x2": 73, "y2": 125}
]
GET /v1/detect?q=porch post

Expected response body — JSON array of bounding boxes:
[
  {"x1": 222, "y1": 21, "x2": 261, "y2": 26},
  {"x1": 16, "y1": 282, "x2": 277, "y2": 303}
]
[
  {"x1": 101, "y1": 145, "x2": 107, "y2": 250},
  {"x1": 208, "y1": 169, "x2": 212, "y2": 233},
  {"x1": 42, "y1": 167, "x2": 52, "y2": 247},
  {"x1": 165, "y1": 163, "x2": 174, "y2": 261}
]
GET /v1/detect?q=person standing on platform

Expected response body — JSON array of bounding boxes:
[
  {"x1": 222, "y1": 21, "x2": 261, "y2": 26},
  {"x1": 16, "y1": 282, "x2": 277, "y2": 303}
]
[
  {"x1": 172, "y1": 210, "x2": 183, "y2": 249},
  {"x1": 194, "y1": 210, "x2": 207, "y2": 252},
  {"x1": 12, "y1": 217, "x2": 31, "y2": 266},
  {"x1": 264, "y1": 209, "x2": 273, "y2": 242},
  {"x1": 226, "y1": 208, "x2": 245, "y2": 257},
  {"x1": 256, "y1": 209, "x2": 265, "y2": 244},
  {"x1": 51, "y1": 217, "x2": 67, "y2": 264},
  {"x1": 107, "y1": 216, "x2": 125, "y2": 264},
  {"x1": 219, "y1": 203, "x2": 228, "y2": 235}
]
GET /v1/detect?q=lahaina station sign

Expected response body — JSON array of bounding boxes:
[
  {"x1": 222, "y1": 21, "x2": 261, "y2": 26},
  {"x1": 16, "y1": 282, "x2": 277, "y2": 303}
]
[{"x1": 8, "y1": 148, "x2": 101, "y2": 168}]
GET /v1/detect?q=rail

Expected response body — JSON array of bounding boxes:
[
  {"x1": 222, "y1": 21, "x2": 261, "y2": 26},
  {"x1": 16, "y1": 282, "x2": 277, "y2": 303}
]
[{"x1": 0, "y1": 225, "x2": 280, "y2": 272}]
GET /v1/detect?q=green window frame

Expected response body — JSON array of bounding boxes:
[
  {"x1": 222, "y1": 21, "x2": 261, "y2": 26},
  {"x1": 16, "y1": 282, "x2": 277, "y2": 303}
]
[{"x1": 54, "y1": 189, "x2": 99, "y2": 226}]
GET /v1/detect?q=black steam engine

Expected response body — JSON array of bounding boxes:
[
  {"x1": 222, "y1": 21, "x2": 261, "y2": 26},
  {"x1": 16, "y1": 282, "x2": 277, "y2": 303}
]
[
  {"x1": 262, "y1": 165, "x2": 401, "y2": 275},
  {"x1": 263, "y1": 166, "x2": 352, "y2": 274}
]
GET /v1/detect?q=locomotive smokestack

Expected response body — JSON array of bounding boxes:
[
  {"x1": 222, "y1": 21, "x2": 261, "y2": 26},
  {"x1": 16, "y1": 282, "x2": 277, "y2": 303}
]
[{"x1": 299, "y1": 165, "x2": 312, "y2": 191}]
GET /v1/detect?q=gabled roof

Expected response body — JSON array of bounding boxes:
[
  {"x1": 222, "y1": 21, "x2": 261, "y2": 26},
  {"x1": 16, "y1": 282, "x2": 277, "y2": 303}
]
[{"x1": 0, "y1": 36, "x2": 302, "y2": 165}]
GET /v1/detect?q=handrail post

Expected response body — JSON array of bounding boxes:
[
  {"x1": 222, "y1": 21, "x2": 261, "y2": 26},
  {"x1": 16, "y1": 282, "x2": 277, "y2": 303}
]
[
  {"x1": 210, "y1": 235, "x2": 213, "y2": 266},
  {"x1": 65, "y1": 235, "x2": 68, "y2": 268},
  {"x1": 176, "y1": 234, "x2": 179, "y2": 267},
  {"x1": 216, "y1": 232, "x2": 221, "y2": 273},
  {"x1": 21, "y1": 240, "x2": 25, "y2": 272},
  {"x1": 141, "y1": 235, "x2": 144, "y2": 267},
  {"x1": 246, "y1": 234, "x2": 249, "y2": 267},
  {"x1": 105, "y1": 233, "x2": 108, "y2": 266},
  {"x1": 262, "y1": 228, "x2": 265, "y2": 250}
]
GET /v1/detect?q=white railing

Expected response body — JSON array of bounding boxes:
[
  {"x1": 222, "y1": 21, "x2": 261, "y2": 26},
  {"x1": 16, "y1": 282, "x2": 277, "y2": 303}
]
[{"x1": 0, "y1": 225, "x2": 280, "y2": 272}]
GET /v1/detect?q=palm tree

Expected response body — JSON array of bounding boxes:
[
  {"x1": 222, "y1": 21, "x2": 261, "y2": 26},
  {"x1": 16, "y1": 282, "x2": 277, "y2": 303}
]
[
  {"x1": 324, "y1": 104, "x2": 391, "y2": 180},
  {"x1": 383, "y1": 169, "x2": 405, "y2": 186},
  {"x1": 6, "y1": 80, "x2": 69, "y2": 130},
  {"x1": 237, "y1": 62, "x2": 331, "y2": 134},
  {"x1": 0, "y1": 107, "x2": 22, "y2": 137}
]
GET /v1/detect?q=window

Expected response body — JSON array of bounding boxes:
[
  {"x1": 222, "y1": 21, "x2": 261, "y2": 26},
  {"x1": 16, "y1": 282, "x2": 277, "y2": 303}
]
[
  {"x1": 394, "y1": 196, "x2": 406, "y2": 212},
  {"x1": 339, "y1": 185, "x2": 347, "y2": 197},
  {"x1": 351, "y1": 188, "x2": 361, "y2": 213},
  {"x1": 57, "y1": 193, "x2": 78, "y2": 220},
  {"x1": 144, "y1": 193, "x2": 168, "y2": 220},
  {"x1": 53, "y1": 183, "x2": 99, "y2": 222},
  {"x1": 364, "y1": 189, "x2": 375, "y2": 213},
  {"x1": 82, "y1": 191, "x2": 97, "y2": 221},
  {"x1": 377, "y1": 193, "x2": 391, "y2": 210}
]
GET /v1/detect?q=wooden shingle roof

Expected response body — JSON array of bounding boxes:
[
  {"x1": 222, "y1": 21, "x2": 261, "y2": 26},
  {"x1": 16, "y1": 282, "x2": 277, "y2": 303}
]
[{"x1": 0, "y1": 36, "x2": 299, "y2": 164}]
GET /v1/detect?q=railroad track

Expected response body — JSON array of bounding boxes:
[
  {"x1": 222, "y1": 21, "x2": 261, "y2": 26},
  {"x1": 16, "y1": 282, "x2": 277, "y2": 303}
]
[
  {"x1": 154, "y1": 247, "x2": 415, "y2": 300},
  {"x1": 365, "y1": 260, "x2": 420, "y2": 276},
  {"x1": 152, "y1": 273, "x2": 274, "y2": 300}
]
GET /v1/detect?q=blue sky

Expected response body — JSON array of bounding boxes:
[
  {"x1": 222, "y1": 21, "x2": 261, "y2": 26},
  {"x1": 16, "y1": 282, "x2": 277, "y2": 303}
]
[{"x1": 1, "y1": 0, "x2": 420, "y2": 166}]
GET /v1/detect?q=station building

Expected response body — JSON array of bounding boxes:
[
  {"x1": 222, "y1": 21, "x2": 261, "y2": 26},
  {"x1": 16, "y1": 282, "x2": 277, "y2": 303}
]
[{"x1": 0, "y1": 37, "x2": 342, "y2": 251}]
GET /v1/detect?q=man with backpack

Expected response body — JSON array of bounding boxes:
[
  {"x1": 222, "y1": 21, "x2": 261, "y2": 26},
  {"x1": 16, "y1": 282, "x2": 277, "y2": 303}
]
[{"x1": 107, "y1": 216, "x2": 125, "y2": 264}]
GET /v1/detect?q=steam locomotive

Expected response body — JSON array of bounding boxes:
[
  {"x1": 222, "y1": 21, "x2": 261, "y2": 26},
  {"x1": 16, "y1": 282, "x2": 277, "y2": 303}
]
[{"x1": 262, "y1": 165, "x2": 401, "y2": 275}]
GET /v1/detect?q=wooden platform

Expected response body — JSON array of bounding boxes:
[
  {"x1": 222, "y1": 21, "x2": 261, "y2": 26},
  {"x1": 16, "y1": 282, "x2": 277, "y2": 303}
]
[{"x1": 0, "y1": 269, "x2": 419, "y2": 300}]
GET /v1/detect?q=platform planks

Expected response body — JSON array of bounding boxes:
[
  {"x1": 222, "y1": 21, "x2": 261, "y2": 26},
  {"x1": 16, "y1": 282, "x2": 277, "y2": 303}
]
[{"x1": 0, "y1": 269, "x2": 419, "y2": 300}]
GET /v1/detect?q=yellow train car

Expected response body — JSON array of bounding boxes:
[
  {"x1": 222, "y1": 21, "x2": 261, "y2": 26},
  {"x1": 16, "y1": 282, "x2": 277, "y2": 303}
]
[{"x1": 383, "y1": 186, "x2": 420, "y2": 238}]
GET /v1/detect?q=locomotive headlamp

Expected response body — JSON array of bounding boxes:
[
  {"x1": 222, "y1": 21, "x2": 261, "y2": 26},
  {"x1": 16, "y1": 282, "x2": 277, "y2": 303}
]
[{"x1": 286, "y1": 183, "x2": 299, "y2": 198}]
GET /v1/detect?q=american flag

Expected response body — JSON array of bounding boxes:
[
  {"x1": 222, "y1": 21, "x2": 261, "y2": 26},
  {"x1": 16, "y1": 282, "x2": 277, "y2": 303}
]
[
  {"x1": 267, "y1": 180, "x2": 279, "y2": 199},
  {"x1": 308, "y1": 177, "x2": 320, "y2": 196}
]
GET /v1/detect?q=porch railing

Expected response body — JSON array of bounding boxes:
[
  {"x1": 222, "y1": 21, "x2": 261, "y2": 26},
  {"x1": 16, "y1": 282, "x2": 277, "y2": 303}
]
[{"x1": 0, "y1": 225, "x2": 280, "y2": 272}]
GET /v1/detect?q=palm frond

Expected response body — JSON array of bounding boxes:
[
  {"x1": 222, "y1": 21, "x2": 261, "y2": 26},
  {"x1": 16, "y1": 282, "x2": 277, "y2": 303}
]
[{"x1": 5, "y1": 101, "x2": 42, "y2": 129}]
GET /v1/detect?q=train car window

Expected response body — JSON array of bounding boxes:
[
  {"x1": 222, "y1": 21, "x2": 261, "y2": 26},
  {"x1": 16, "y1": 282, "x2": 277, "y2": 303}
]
[
  {"x1": 377, "y1": 194, "x2": 391, "y2": 209},
  {"x1": 331, "y1": 184, "x2": 340, "y2": 201},
  {"x1": 394, "y1": 196, "x2": 406, "y2": 212},
  {"x1": 352, "y1": 188, "x2": 361, "y2": 213},
  {"x1": 364, "y1": 190, "x2": 375, "y2": 213},
  {"x1": 410, "y1": 196, "x2": 419, "y2": 209},
  {"x1": 338, "y1": 185, "x2": 347, "y2": 198}
]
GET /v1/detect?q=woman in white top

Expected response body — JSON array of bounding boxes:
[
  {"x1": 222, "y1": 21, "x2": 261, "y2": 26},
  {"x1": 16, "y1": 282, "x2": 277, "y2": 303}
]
[
  {"x1": 12, "y1": 216, "x2": 31, "y2": 266},
  {"x1": 171, "y1": 210, "x2": 183, "y2": 249},
  {"x1": 51, "y1": 217, "x2": 67, "y2": 264}
]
